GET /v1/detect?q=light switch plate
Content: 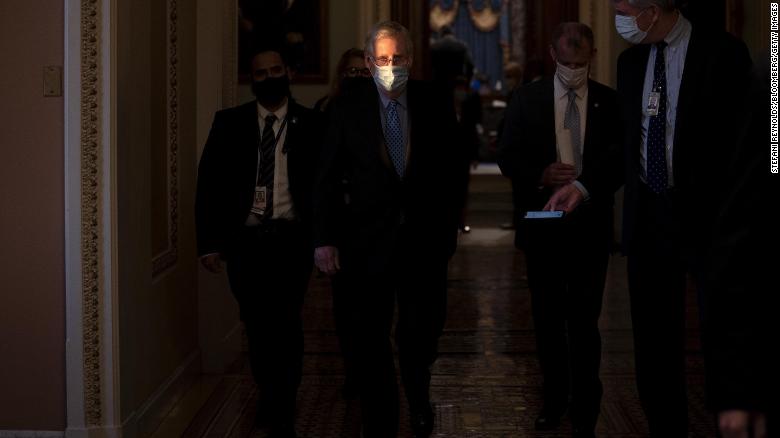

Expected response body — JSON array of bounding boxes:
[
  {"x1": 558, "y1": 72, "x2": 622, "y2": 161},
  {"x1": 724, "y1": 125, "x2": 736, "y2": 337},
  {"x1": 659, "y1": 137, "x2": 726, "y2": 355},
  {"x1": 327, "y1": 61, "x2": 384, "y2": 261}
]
[{"x1": 44, "y1": 66, "x2": 62, "y2": 97}]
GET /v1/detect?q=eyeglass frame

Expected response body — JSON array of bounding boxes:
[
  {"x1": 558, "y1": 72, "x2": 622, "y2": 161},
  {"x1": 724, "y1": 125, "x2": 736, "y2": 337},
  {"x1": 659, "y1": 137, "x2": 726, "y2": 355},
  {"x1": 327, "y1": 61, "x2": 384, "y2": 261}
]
[{"x1": 368, "y1": 55, "x2": 411, "y2": 67}]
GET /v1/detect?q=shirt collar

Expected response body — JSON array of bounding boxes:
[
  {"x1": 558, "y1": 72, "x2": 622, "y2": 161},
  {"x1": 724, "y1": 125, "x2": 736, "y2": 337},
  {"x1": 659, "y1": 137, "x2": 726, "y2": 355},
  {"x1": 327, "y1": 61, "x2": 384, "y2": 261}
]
[
  {"x1": 378, "y1": 88, "x2": 408, "y2": 111},
  {"x1": 554, "y1": 74, "x2": 587, "y2": 100},
  {"x1": 257, "y1": 99, "x2": 289, "y2": 122},
  {"x1": 663, "y1": 12, "x2": 691, "y2": 48}
]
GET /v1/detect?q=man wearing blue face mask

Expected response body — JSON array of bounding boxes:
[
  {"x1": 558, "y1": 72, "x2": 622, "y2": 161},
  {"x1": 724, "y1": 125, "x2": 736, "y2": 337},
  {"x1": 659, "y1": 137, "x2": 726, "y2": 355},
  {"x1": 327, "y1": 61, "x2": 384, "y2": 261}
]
[
  {"x1": 498, "y1": 22, "x2": 622, "y2": 438},
  {"x1": 612, "y1": 1, "x2": 755, "y2": 437},
  {"x1": 313, "y1": 20, "x2": 463, "y2": 438}
]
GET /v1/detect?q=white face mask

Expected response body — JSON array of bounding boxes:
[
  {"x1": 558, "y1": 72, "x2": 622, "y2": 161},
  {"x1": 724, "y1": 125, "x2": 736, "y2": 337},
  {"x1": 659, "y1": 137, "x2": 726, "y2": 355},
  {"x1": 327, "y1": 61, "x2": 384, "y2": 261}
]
[
  {"x1": 556, "y1": 62, "x2": 589, "y2": 89},
  {"x1": 615, "y1": 10, "x2": 653, "y2": 44},
  {"x1": 372, "y1": 65, "x2": 409, "y2": 93}
]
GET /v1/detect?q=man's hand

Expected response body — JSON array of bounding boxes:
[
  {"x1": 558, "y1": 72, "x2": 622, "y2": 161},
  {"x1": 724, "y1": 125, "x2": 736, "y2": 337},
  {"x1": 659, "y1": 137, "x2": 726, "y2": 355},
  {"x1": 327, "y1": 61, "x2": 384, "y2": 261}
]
[
  {"x1": 544, "y1": 183, "x2": 584, "y2": 213},
  {"x1": 200, "y1": 253, "x2": 224, "y2": 274},
  {"x1": 718, "y1": 410, "x2": 767, "y2": 438},
  {"x1": 314, "y1": 246, "x2": 341, "y2": 276},
  {"x1": 541, "y1": 163, "x2": 576, "y2": 188}
]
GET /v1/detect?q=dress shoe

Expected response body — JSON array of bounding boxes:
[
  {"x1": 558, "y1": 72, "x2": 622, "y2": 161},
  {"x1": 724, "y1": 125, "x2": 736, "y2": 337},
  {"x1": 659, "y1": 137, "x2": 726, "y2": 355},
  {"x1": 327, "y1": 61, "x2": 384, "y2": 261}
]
[
  {"x1": 409, "y1": 403, "x2": 435, "y2": 438},
  {"x1": 534, "y1": 406, "x2": 566, "y2": 430}
]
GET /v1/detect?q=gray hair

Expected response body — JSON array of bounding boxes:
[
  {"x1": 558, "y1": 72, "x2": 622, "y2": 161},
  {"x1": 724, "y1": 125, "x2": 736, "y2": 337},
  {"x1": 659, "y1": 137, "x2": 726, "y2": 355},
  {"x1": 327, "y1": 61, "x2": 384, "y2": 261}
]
[
  {"x1": 364, "y1": 20, "x2": 414, "y2": 59},
  {"x1": 551, "y1": 22, "x2": 594, "y2": 53},
  {"x1": 624, "y1": 0, "x2": 676, "y2": 12}
]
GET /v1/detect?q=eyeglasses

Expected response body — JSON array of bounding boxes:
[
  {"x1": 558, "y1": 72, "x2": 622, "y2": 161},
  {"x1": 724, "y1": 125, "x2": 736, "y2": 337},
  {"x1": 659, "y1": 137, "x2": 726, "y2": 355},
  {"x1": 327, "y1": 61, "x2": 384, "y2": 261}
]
[
  {"x1": 344, "y1": 67, "x2": 371, "y2": 77},
  {"x1": 369, "y1": 55, "x2": 409, "y2": 67}
]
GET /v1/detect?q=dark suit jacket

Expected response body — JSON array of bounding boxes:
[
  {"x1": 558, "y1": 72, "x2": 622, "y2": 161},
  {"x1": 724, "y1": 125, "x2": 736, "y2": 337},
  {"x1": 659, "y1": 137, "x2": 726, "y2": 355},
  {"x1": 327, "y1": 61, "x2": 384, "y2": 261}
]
[
  {"x1": 313, "y1": 79, "x2": 462, "y2": 275},
  {"x1": 617, "y1": 25, "x2": 753, "y2": 258},
  {"x1": 497, "y1": 78, "x2": 623, "y2": 249},
  {"x1": 704, "y1": 57, "x2": 775, "y2": 414},
  {"x1": 195, "y1": 99, "x2": 322, "y2": 258}
]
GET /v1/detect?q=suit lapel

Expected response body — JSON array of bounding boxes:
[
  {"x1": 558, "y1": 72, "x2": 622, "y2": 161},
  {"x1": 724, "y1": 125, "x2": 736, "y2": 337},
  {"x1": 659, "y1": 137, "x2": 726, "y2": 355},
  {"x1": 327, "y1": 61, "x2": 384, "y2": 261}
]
[
  {"x1": 540, "y1": 79, "x2": 556, "y2": 160},
  {"x1": 238, "y1": 101, "x2": 260, "y2": 188},
  {"x1": 405, "y1": 83, "x2": 422, "y2": 179},
  {"x1": 630, "y1": 45, "x2": 651, "y2": 130},
  {"x1": 673, "y1": 26, "x2": 703, "y2": 176},
  {"x1": 282, "y1": 101, "x2": 297, "y2": 154},
  {"x1": 583, "y1": 81, "x2": 597, "y2": 157},
  {"x1": 283, "y1": 101, "x2": 299, "y2": 184},
  {"x1": 627, "y1": 45, "x2": 651, "y2": 177}
]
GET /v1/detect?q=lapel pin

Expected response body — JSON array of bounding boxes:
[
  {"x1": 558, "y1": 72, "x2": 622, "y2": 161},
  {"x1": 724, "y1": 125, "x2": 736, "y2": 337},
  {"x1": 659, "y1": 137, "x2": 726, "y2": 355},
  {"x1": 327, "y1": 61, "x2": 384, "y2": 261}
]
[
  {"x1": 594, "y1": 102, "x2": 599, "y2": 108},
  {"x1": 291, "y1": 116, "x2": 298, "y2": 124}
]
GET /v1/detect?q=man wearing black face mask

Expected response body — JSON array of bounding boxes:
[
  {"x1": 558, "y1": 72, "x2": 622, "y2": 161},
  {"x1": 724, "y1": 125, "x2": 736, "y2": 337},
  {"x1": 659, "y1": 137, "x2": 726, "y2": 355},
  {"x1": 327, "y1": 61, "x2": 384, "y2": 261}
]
[
  {"x1": 195, "y1": 39, "x2": 322, "y2": 438},
  {"x1": 498, "y1": 23, "x2": 623, "y2": 438}
]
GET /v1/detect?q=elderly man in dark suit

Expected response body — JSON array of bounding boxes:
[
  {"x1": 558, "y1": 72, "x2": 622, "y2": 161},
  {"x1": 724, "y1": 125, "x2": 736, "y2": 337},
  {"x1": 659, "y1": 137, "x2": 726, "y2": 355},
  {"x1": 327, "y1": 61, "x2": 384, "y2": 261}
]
[
  {"x1": 313, "y1": 20, "x2": 462, "y2": 438},
  {"x1": 498, "y1": 22, "x2": 623, "y2": 438},
  {"x1": 612, "y1": 0, "x2": 753, "y2": 436},
  {"x1": 195, "y1": 39, "x2": 321, "y2": 438}
]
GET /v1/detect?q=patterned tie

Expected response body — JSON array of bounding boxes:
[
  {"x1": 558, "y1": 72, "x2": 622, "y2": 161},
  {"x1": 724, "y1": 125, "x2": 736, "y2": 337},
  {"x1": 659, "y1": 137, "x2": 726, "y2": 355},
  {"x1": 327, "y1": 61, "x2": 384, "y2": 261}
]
[
  {"x1": 563, "y1": 89, "x2": 582, "y2": 176},
  {"x1": 385, "y1": 99, "x2": 405, "y2": 177},
  {"x1": 258, "y1": 113, "x2": 277, "y2": 217},
  {"x1": 646, "y1": 41, "x2": 668, "y2": 193}
]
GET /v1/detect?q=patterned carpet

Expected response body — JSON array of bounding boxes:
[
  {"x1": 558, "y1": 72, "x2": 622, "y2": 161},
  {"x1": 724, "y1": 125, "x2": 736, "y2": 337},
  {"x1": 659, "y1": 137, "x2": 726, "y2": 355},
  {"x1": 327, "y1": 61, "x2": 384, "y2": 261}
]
[{"x1": 181, "y1": 174, "x2": 717, "y2": 438}]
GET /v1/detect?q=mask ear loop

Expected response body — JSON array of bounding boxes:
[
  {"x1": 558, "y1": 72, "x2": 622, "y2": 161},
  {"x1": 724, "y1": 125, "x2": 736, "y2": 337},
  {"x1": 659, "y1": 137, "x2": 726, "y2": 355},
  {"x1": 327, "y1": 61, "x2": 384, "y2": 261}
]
[{"x1": 636, "y1": 6, "x2": 658, "y2": 35}]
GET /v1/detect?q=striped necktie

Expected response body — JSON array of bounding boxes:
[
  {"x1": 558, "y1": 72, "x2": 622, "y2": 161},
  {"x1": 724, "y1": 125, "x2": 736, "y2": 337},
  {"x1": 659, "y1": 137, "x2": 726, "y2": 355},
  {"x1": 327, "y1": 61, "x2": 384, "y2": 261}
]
[
  {"x1": 563, "y1": 88, "x2": 582, "y2": 176},
  {"x1": 258, "y1": 113, "x2": 277, "y2": 217}
]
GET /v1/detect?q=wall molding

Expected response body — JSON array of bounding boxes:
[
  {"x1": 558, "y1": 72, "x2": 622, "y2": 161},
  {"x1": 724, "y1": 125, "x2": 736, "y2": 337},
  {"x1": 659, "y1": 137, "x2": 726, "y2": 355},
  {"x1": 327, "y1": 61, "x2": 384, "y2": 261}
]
[
  {"x1": 221, "y1": 0, "x2": 237, "y2": 108},
  {"x1": 79, "y1": 0, "x2": 104, "y2": 426},
  {"x1": 66, "y1": 0, "x2": 120, "y2": 435},
  {"x1": 119, "y1": 351, "x2": 201, "y2": 438},
  {"x1": 152, "y1": 0, "x2": 181, "y2": 277}
]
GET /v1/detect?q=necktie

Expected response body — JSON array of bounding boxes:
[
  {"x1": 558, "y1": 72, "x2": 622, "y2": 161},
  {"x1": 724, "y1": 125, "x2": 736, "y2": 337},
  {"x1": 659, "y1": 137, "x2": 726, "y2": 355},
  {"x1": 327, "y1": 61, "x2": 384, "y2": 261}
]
[
  {"x1": 385, "y1": 100, "x2": 405, "y2": 177},
  {"x1": 258, "y1": 113, "x2": 277, "y2": 217},
  {"x1": 563, "y1": 89, "x2": 582, "y2": 176},
  {"x1": 646, "y1": 41, "x2": 668, "y2": 193}
]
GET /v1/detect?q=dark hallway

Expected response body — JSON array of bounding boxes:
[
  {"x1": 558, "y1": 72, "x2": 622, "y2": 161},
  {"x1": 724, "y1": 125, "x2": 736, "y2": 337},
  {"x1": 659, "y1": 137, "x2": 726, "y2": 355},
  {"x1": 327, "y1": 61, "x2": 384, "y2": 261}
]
[{"x1": 155, "y1": 170, "x2": 715, "y2": 437}]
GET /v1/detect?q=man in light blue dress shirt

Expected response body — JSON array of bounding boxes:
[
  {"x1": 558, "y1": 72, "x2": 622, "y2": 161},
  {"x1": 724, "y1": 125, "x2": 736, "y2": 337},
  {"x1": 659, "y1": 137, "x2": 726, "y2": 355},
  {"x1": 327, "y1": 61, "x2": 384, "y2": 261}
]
[{"x1": 613, "y1": 1, "x2": 756, "y2": 437}]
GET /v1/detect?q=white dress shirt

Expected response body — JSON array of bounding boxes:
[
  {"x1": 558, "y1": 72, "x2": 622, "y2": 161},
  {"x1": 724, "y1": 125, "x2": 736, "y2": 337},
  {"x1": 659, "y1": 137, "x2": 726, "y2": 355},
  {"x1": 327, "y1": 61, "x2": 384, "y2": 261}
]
[
  {"x1": 553, "y1": 74, "x2": 590, "y2": 198},
  {"x1": 246, "y1": 100, "x2": 295, "y2": 226}
]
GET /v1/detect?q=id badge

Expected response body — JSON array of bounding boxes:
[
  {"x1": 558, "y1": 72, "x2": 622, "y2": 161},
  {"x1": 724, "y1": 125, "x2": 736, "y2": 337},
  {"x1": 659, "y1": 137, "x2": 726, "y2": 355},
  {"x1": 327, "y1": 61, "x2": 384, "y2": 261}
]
[
  {"x1": 250, "y1": 186, "x2": 267, "y2": 215},
  {"x1": 647, "y1": 92, "x2": 661, "y2": 117}
]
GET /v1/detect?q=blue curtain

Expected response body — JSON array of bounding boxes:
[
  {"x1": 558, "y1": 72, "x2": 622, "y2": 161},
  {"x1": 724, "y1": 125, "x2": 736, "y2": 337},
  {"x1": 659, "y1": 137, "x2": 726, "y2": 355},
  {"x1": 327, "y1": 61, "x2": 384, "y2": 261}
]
[
  {"x1": 447, "y1": 1, "x2": 505, "y2": 89},
  {"x1": 438, "y1": 0, "x2": 458, "y2": 10},
  {"x1": 470, "y1": 0, "x2": 501, "y2": 10}
]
